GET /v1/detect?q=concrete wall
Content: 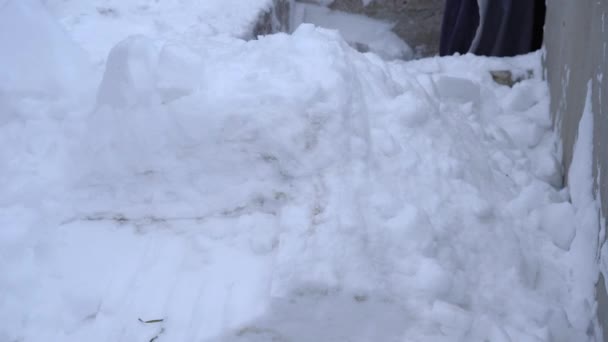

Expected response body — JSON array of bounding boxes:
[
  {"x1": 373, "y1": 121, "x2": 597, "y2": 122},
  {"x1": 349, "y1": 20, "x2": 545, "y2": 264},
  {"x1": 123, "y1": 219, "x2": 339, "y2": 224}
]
[
  {"x1": 545, "y1": 0, "x2": 608, "y2": 200},
  {"x1": 544, "y1": 0, "x2": 608, "y2": 339}
]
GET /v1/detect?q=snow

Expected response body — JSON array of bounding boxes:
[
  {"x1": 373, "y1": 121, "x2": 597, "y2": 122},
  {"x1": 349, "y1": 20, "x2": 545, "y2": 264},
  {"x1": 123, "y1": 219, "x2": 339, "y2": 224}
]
[
  {"x1": 562, "y1": 80, "x2": 603, "y2": 339},
  {"x1": 41, "y1": 0, "x2": 275, "y2": 64},
  {"x1": 292, "y1": 2, "x2": 413, "y2": 60},
  {"x1": 0, "y1": 0, "x2": 91, "y2": 96},
  {"x1": 539, "y1": 202, "x2": 577, "y2": 250},
  {"x1": 0, "y1": 1, "x2": 604, "y2": 341}
]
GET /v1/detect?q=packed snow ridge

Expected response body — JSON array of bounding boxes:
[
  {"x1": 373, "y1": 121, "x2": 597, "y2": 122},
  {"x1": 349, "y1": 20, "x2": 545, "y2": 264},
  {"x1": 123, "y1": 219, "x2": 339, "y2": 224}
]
[{"x1": 0, "y1": 1, "x2": 602, "y2": 342}]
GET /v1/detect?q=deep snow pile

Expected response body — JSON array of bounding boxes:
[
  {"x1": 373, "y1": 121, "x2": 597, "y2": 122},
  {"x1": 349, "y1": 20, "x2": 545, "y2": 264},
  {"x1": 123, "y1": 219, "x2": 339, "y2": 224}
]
[
  {"x1": 42, "y1": 0, "x2": 275, "y2": 64},
  {"x1": 0, "y1": 1, "x2": 603, "y2": 342}
]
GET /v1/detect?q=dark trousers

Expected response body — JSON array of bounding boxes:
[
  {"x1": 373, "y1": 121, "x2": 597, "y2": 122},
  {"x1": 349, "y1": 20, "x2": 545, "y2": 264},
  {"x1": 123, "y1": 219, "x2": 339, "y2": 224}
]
[{"x1": 440, "y1": 0, "x2": 546, "y2": 57}]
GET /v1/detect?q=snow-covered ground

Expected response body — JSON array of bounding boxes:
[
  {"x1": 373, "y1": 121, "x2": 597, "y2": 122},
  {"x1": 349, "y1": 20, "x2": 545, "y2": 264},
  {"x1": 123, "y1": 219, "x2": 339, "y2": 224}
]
[
  {"x1": 41, "y1": 0, "x2": 275, "y2": 64},
  {"x1": 0, "y1": 1, "x2": 603, "y2": 341}
]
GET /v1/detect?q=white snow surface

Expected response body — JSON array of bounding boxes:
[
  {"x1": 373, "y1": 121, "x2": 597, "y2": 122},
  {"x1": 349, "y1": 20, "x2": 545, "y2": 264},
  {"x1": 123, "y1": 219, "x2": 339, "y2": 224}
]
[
  {"x1": 291, "y1": 3, "x2": 413, "y2": 60},
  {"x1": 41, "y1": 0, "x2": 274, "y2": 64},
  {"x1": 0, "y1": 1, "x2": 602, "y2": 342}
]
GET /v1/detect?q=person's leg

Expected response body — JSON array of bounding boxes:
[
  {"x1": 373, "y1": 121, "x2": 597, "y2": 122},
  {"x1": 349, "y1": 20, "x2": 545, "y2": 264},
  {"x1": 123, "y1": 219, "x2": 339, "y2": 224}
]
[
  {"x1": 472, "y1": 0, "x2": 541, "y2": 56},
  {"x1": 439, "y1": 0, "x2": 480, "y2": 56},
  {"x1": 531, "y1": 0, "x2": 546, "y2": 51}
]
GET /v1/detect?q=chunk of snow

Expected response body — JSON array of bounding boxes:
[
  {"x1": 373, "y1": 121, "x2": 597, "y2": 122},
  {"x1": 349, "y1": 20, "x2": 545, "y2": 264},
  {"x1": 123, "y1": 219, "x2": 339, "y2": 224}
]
[
  {"x1": 435, "y1": 75, "x2": 481, "y2": 104},
  {"x1": 430, "y1": 300, "x2": 474, "y2": 337},
  {"x1": 96, "y1": 35, "x2": 160, "y2": 108},
  {"x1": 156, "y1": 43, "x2": 204, "y2": 103},
  {"x1": 569, "y1": 81, "x2": 596, "y2": 208},
  {"x1": 539, "y1": 202, "x2": 577, "y2": 250}
]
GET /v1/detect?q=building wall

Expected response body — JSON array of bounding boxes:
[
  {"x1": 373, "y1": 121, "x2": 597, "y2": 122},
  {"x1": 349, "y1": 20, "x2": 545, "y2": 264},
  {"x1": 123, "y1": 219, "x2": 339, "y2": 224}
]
[{"x1": 544, "y1": 0, "x2": 608, "y2": 339}]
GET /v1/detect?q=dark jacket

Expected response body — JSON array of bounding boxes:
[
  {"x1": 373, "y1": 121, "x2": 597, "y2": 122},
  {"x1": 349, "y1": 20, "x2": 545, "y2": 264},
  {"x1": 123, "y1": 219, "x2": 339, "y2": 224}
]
[{"x1": 440, "y1": 0, "x2": 546, "y2": 57}]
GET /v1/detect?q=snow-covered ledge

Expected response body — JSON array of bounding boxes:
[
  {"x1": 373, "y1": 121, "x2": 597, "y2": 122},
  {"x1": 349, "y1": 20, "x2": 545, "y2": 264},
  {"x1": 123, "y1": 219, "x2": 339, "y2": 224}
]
[
  {"x1": 318, "y1": 0, "x2": 444, "y2": 56},
  {"x1": 290, "y1": 1, "x2": 414, "y2": 60},
  {"x1": 261, "y1": 0, "x2": 433, "y2": 60}
]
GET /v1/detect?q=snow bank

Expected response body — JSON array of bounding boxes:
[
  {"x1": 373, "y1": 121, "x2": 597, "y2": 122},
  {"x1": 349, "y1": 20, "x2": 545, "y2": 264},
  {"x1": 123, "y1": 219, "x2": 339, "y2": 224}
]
[
  {"x1": 43, "y1": 0, "x2": 275, "y2": 64},
  {"x1": 0, "y1": 3, "x2": 602, "y2": 342},
  {"x1": 95, "y1": 35, "x2": 205, "y2": 109},
  {"x1": 0, "y1": 0, "x2": 90, "y2": 97}
]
